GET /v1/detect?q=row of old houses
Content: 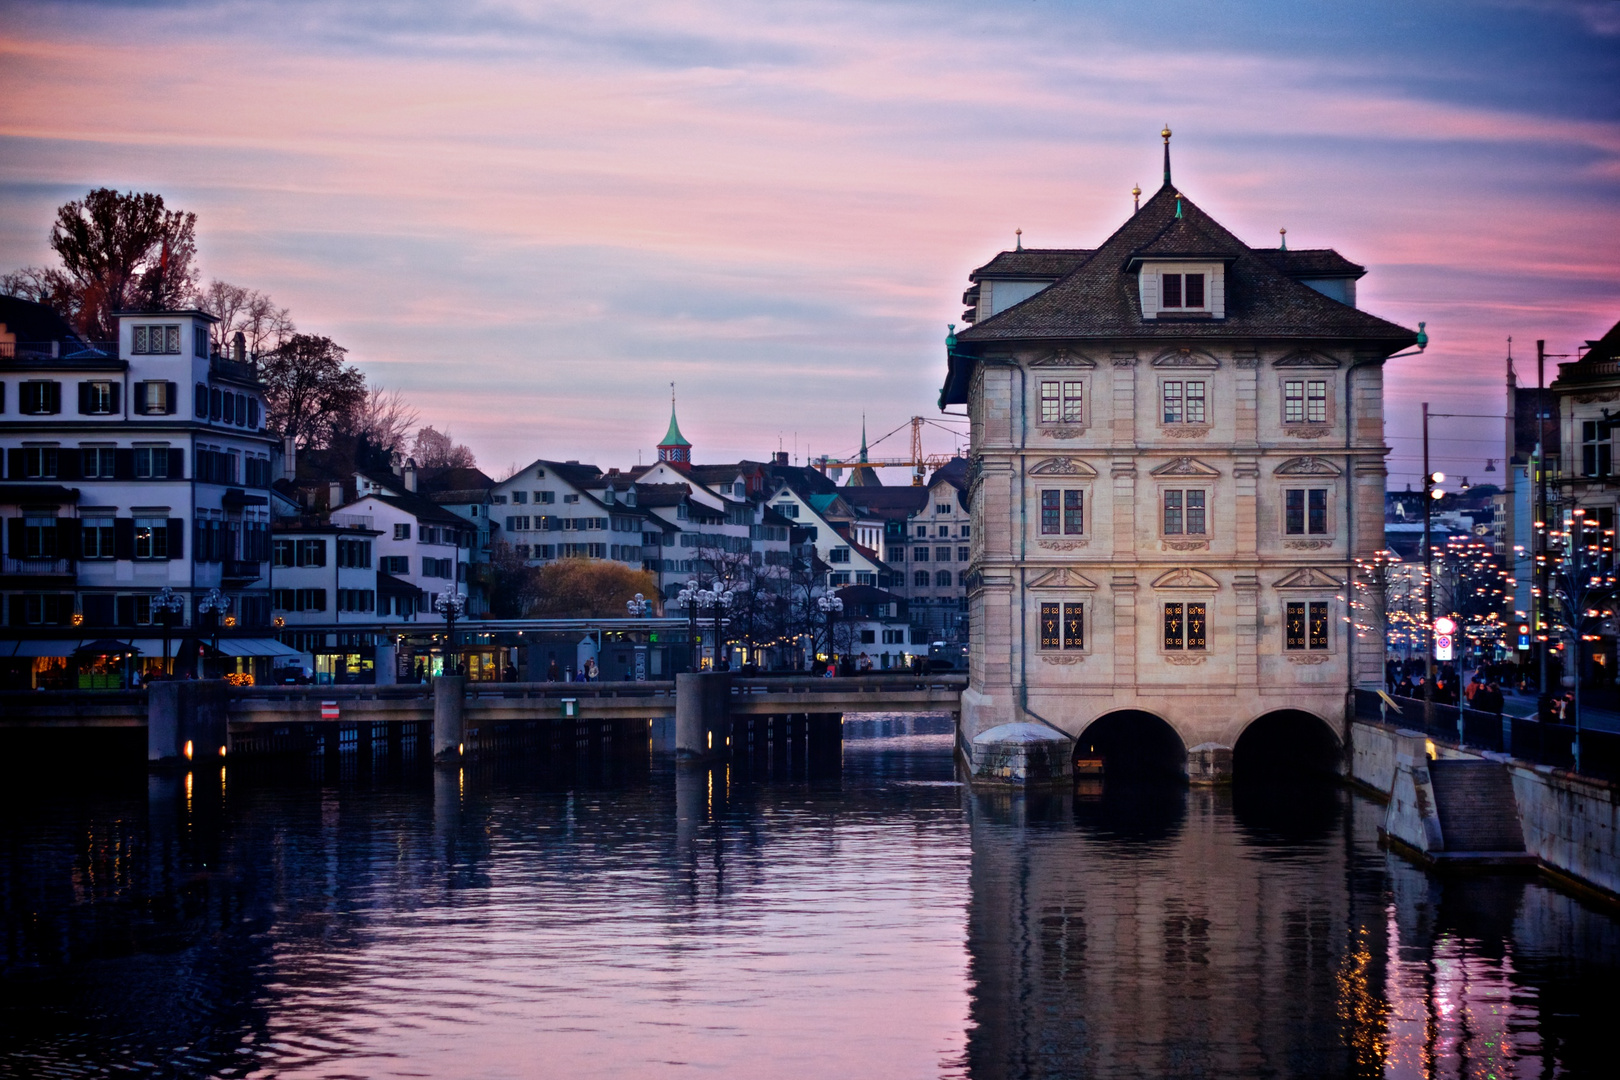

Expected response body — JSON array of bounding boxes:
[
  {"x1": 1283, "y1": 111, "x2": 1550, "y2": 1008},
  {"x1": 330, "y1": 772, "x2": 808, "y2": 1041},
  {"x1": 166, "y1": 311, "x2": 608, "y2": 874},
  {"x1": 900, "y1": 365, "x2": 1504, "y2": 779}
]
[{"x1": 0, "y1": 294, "x2": 969, "y2": 684}]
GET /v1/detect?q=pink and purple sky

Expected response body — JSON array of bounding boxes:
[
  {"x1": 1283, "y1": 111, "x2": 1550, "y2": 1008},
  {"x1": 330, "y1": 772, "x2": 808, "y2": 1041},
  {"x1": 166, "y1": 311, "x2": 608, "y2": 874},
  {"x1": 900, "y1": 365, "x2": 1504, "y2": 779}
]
[{"x1": 2, "y1": 0, "x2": 1617, "y2": 485}]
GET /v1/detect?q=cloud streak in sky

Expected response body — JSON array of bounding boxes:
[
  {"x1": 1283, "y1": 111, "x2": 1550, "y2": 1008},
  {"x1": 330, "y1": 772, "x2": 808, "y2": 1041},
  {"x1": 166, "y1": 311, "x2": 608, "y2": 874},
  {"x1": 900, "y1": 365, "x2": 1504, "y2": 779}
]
[{"x1": 1, "y1": 0, "x2": 1616, "y2": 481}]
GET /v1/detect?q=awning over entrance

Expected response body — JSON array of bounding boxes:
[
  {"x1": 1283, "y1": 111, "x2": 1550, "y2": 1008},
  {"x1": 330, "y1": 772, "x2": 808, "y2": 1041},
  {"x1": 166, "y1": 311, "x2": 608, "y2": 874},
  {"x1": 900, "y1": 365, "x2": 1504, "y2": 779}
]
[{"x1": 213, "y1": 638, "x2": 306, "y2": 659}]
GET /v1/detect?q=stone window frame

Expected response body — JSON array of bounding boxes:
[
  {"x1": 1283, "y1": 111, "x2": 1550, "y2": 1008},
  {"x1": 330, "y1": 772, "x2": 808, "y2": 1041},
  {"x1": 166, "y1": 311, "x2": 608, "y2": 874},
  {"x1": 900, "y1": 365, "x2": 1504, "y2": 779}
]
[
  {"x1": 1036, "y1": 598, "x2": 1087, "y2": 652},
  {"x1": 1283, "y1": 597, "x2": 1334, "y2": 652},
  {"x1": 1037, "y1": 487, "x2": 1086, "y2": 537},
  {"x1": 1279, "y1": 482, "x2": 1336, "y2": 538},
  {"x1": 1160, "y1": 598, "x2": 1210, "y2": 652},
  {"x1": 1158, "y1": 375, "x2": 1211, "y2": 428},
  {"x1": 1158, "y1": 485, "x2": 1212, "y2": 539},
  {"x1": 1279, "y1": 376, "x2": 1333, "y2": 429},
  {"x1": 1034, "y1": 376, "x2": 1089, "y2": 431}
]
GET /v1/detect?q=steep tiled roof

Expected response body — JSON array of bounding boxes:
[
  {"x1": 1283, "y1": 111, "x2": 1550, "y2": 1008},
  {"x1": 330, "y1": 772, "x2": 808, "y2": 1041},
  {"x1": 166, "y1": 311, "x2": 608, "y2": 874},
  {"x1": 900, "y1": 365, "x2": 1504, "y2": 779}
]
[
  {"x1": 842, "y1": 487, "x2": 929, "y2": 517},
  {"x1": 972, "y1": 250, "x2": 1094, "y2": 279},
  {"x1": 930, "y1": 456, "x2": 970, "y2": 490},
  {"x1": 363, "y1": 490, "x2": 470, "y2": 528},
  {"x1": 632, "y1": 482, "x2": 691, "y2": 508},
  {"x1": 429, "y1": 488, "x2": 490, "y2": 505},
  {"x1": 954, "y1": 187, "x2": 1415, "y2": 346},
  {"x1": 0, "y1": 295, "x2": 82, "y2": 344},
  {"x1": 1252, "y1": 249, "x2": 1366, "y2": 279},
  {"x1": 418, "y1": 465, "x2": 494, "y2": 494}
]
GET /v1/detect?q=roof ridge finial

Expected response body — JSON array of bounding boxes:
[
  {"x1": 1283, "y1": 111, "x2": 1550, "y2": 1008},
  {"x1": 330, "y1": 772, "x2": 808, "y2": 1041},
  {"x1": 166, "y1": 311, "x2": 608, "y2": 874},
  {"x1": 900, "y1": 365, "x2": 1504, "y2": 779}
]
[
  {"x1": 1279, "y1": 226, "x2": 1287, "y2": 251},
  {"x1": 1014, "y1": 227, "x2": 1022, "y2": 252},
  {"x1": 1132, "y1": 183, "x2": 1141, "y2": 213},
  {"x1": 1174, "y1": 191, "x2": 1183, "y2": 219},
  {"x1": 1161, "y1": 124, "x2": 1172, "y2": 189}
]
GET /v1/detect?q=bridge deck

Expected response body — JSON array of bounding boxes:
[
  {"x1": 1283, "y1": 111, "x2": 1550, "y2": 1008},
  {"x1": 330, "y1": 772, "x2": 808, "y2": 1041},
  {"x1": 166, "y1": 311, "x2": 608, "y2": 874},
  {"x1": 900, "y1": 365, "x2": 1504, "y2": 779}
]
[{"x1": 0, "y1": 675, "x2": 968, "y2": 732}]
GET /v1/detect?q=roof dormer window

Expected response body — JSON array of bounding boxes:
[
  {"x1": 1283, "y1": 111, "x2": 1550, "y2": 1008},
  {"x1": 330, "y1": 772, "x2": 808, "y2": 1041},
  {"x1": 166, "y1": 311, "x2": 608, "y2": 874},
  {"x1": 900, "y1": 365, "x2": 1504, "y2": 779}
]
[
  {"x1": 1161, "y1": 272, "x2": 1204, "y2": 309},
  {"x1": 1137, "y1": 261, "x2": 1225, "y2": 320}
]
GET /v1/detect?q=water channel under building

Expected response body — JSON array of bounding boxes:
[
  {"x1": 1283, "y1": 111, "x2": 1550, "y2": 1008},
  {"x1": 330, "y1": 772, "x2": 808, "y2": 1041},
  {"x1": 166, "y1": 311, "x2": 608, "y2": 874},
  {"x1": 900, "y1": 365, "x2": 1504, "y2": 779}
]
[{"x1": 2, "y1": 717, "x2": 1617, "y2": 1079}]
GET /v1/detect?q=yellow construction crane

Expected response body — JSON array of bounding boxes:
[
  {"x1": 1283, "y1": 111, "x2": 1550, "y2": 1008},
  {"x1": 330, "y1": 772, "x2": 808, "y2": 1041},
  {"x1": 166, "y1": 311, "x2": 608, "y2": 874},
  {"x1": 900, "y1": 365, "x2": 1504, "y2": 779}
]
[{"x1": 813, "y1": 416, "x2": 965, "y2": 486}]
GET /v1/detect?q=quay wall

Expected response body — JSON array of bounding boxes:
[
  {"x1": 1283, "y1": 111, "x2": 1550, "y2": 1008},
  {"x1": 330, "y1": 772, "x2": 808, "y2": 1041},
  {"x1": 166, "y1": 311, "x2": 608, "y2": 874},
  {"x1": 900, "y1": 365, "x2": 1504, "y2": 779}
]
[{"x1": 1351, "y1": 718, "x2": 1620, "y2": 901}]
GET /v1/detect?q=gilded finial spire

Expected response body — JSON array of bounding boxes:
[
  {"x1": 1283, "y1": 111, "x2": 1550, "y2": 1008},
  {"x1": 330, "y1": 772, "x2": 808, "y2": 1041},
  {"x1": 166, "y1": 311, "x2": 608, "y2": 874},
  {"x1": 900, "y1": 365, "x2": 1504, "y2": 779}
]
[
  {"x1": 1279, "y1": 227, "x2": 1287, "y2": 251},
  {"x1": 1161, "y1": 124, "x2": 1172, "y2": 188},
  {"x1": 1131, "y1": 183, "x2": 1141, "y2": 213},
  {"x1": 1015, "y1": 227, "x2": 1023, "y2": 252}
]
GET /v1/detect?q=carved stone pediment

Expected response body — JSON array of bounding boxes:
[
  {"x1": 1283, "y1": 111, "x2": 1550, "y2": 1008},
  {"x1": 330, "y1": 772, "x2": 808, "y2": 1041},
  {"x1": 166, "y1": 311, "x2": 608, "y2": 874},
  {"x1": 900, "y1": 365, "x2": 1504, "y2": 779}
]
[
  {"x1": 1029, "y1": 456, "x2": 1098, "y2": 477},
  {"x1": 1273, "y1": 567, "x2": 1344, "y2": 589},
  {"x1": 1274, "y1": 350, "x2": 1341, "y2": 369},
  {"x1": 1151, "y1": 347, "x2": 1219, "y2": 369},
  {"x1": 1029, "y1": 567, "x2": 1098, "y2": 590},
  {"x1": 1029, "y1": 348, "x2": 1097, "y2": 369},
  {"x1": 1149, "y1": 456, "x2": 1221, "y2": 477},
  {"x1": 1151, "y1": 567, "x2": 1220, "y2": 590},
  {"x1": 1273, "y1": 456, "x2": 1343, "y2": 477}
]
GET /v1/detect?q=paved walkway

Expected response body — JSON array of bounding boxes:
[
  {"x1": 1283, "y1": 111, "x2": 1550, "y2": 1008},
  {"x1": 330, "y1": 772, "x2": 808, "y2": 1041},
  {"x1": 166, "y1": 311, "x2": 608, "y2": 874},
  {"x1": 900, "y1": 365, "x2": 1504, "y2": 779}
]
[{"x1": 1456, "y1": 669, "x2": 1620, "y2": 733}]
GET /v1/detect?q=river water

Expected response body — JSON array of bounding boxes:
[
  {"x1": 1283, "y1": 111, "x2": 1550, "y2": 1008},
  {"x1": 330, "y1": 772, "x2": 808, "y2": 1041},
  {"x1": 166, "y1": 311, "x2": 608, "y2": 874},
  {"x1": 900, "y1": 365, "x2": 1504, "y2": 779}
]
[{"x1": 2, "y1": 722, "x2": 1617, "y2": 1079}]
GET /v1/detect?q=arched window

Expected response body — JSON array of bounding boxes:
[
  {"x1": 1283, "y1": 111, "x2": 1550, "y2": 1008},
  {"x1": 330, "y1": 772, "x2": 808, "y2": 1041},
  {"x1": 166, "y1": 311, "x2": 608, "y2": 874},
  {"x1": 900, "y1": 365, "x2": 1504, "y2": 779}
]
[{"x1": 935, "y1": 570, "x2": 952, "y2": 587}]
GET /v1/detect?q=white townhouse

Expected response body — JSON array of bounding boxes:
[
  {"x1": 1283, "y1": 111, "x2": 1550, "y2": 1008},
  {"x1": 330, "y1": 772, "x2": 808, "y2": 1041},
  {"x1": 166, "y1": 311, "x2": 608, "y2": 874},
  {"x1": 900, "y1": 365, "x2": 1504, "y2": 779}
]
[
  {"x1": 489, "y1": 459, "x2": 650, "y2": 568},
  {"x1": 767, "y1": 483, "x2": 895, "y2": 590},
  {"x1": 0, "y1": 299, "x2": 278, "y2": 677}
]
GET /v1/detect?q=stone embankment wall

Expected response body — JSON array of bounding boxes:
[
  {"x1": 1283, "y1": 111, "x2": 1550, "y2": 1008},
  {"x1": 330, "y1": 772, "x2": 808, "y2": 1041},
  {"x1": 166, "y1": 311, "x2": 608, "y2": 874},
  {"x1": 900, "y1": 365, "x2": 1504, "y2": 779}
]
[
  {"x1": 1509, "y1": 765, "x2": 1620, "y2": 897},
  {"x1": 1351, "y1": 718, "x2": 1620, "y2": 901}
]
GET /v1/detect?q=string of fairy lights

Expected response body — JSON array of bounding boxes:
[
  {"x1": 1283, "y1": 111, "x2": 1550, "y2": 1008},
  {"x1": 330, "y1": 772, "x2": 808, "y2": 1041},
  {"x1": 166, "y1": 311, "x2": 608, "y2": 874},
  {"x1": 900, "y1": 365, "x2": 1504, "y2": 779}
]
[{"x1": 1353, "y1": 508, "x2": 1618, "y2": 663}]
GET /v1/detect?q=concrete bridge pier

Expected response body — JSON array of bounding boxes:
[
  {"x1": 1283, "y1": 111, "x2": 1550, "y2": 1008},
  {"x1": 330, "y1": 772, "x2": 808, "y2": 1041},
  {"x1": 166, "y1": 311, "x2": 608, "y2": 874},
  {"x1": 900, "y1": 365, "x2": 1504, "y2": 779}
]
[
  {"x1": 434, "y1": 675, "x2": 466, "y2": 763},
  {"x1": 807, "y1": 713, "x2": 843, "y2": 768},
  {"x1": 148, "y1": 680, "x2": 230, "y2": 765},
  {"x1": 676, "y1": 672, "x2": 731, "y2": 761}
]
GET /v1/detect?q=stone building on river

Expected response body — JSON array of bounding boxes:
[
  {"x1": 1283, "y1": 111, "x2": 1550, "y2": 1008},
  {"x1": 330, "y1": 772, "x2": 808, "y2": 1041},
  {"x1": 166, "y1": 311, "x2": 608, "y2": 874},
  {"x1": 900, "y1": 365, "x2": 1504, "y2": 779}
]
[{"x1": 940, "y1": 133, "x2": 1420, "y2": 781}]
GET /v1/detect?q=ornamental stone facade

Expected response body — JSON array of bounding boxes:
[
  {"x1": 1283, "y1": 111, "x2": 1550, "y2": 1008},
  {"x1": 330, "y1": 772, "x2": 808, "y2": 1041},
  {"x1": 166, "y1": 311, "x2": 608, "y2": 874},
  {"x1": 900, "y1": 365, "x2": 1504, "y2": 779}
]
[{"x1": 941, "y1": 143, "x2": 1417, "y2": 781}]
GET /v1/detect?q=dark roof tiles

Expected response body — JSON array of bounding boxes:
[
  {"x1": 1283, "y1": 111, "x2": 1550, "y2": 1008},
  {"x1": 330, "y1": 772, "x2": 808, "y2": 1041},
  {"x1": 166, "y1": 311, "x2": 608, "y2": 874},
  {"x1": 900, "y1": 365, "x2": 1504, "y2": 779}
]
[{"x1": 955, "y1": 187, "x2": 1415, "y2": 345}]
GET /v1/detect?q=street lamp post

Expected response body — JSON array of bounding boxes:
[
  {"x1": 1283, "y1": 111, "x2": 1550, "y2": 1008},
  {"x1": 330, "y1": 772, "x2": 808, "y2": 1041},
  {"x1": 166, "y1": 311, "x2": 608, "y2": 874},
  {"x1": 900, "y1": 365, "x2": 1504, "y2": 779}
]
[
  {"x1": 817, "y1": 592, "x2": 844, "y2": 674},
  {"x1": 626, "y1": 592, "x2": 650, "y2": 681},
  {"x1": 197, "y1": 588, "x2": 230, "y2": 679},
  {"x1": 154, "y1": 586, "x2": 185, "y2": 678},
  {"x1": 676, "y1": 581, "x2": 701, "y2": 671},
  {"x1": 434, "y1": 585, "x2": 466, "y2": 677}
]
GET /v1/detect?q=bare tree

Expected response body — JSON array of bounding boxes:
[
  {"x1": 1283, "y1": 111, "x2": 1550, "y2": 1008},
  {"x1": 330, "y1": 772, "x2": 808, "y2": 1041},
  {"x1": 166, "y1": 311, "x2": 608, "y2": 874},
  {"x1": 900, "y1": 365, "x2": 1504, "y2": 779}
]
[
  {"x1": 260, "y1": 334, "x2": 367, "y2": 449},
  {"x1": 196, "y1": 279, "x2": 294, "y2": 356},
  {"x1": 354, "y1": 386, "x2": 420, "y2": 462},
  {"x1": 412, "y1": 425, "x2": 477, "y2": 469}
]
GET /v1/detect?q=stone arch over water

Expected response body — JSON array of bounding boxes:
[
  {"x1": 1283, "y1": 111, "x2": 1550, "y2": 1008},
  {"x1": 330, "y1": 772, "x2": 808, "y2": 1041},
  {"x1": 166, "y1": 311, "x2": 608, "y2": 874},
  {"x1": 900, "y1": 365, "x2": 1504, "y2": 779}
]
[
  {"x1": 1231, "y1": 709, "x2": 1342, "y2": 781},
  {"x1": 1075, "y1": 709, "x2": 1187, "y2": 781}
]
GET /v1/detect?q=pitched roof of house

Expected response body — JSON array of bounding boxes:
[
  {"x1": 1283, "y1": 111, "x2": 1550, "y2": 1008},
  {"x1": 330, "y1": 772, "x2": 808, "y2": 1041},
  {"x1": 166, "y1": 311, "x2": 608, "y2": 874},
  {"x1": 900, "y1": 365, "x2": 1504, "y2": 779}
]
[
  {"x1": 841, "y1": 487, "x2": 929, "y2": 517},
  {"x1": 418, "y1": 465, "x2": 494, "y2": 494},
  {"x1": 0, "y1": 295, "x2": 83, "y2": 345},
  {"x1": 950, "y1": 185, "x2": 1415, "y2": 348},
  {"x1": 1252, "y1": 248, "x2": 1367, "y2": 279},
  {"x1": 361, "y1": 490, "x2": 470, "y2": 528},
  {"x1": 971, "y1": 250, "x2": 1094, "y2": 279},
  {"x1": 429, "y1": 489, "x2": 492, "y2": 505}
]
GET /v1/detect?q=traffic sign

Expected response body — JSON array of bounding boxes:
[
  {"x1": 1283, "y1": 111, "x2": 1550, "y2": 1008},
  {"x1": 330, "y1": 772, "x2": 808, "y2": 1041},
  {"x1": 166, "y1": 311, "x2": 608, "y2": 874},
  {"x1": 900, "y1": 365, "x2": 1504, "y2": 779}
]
[
  {"x1": 1435, "y1": 633, "x2": 1454, "y2": 661},
  {"x1": 321, "y1": 701, "x2": 340, "y2": 721}
]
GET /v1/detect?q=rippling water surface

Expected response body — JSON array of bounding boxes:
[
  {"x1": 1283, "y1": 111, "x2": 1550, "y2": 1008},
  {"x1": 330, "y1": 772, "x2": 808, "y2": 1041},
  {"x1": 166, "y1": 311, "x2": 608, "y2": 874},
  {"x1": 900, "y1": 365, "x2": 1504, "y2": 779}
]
[{"x1": 3, "y1": 721, "x2": 1618, "y2": 1079}]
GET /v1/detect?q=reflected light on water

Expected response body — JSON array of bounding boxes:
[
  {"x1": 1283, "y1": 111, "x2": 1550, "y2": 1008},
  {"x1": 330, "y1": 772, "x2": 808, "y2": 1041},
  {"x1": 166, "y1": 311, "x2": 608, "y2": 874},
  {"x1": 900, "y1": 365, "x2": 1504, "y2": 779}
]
[{"x1": 0, "y1": 726, "x2": 1616, "y2": 1079}]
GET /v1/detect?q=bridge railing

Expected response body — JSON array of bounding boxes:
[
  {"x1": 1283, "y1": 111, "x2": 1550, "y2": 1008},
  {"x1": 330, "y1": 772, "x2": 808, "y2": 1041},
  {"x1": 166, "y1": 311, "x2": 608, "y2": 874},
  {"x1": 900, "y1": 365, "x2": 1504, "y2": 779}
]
[
  {"x1": 232, "y1": 680, "x2": 676, "y2": 705},
  {"x1": 730, "y1": 674, "x2": 968, "y2": 696},
  {"x1": 1354, "y1": 687, "x2": 1620, "y2": 782}
]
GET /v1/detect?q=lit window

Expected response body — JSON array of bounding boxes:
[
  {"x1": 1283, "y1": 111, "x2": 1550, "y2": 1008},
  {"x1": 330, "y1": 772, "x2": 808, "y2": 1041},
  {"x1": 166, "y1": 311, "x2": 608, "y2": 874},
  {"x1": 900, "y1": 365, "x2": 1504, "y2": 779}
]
[
  {"x1": 1163, "y1": 602, "x2": 1207, "y2": 650},
  {"x1": 1039, "y1": 602, "x2": 1085, "y2": 650},
  {"x1": 1286, "y1": 601, "x2": 1331, "y2": 650}
]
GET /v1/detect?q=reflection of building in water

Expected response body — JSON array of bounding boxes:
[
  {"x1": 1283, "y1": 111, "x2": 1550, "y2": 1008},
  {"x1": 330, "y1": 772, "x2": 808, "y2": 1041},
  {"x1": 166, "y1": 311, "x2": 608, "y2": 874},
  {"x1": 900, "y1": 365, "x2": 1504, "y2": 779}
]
[
  {"x1": 963, "y1": 786, "x2": 1620, "y2": 1078},
  {"x1": 965, "y1": 785, "x2": 1365, "y2": 1077}
]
